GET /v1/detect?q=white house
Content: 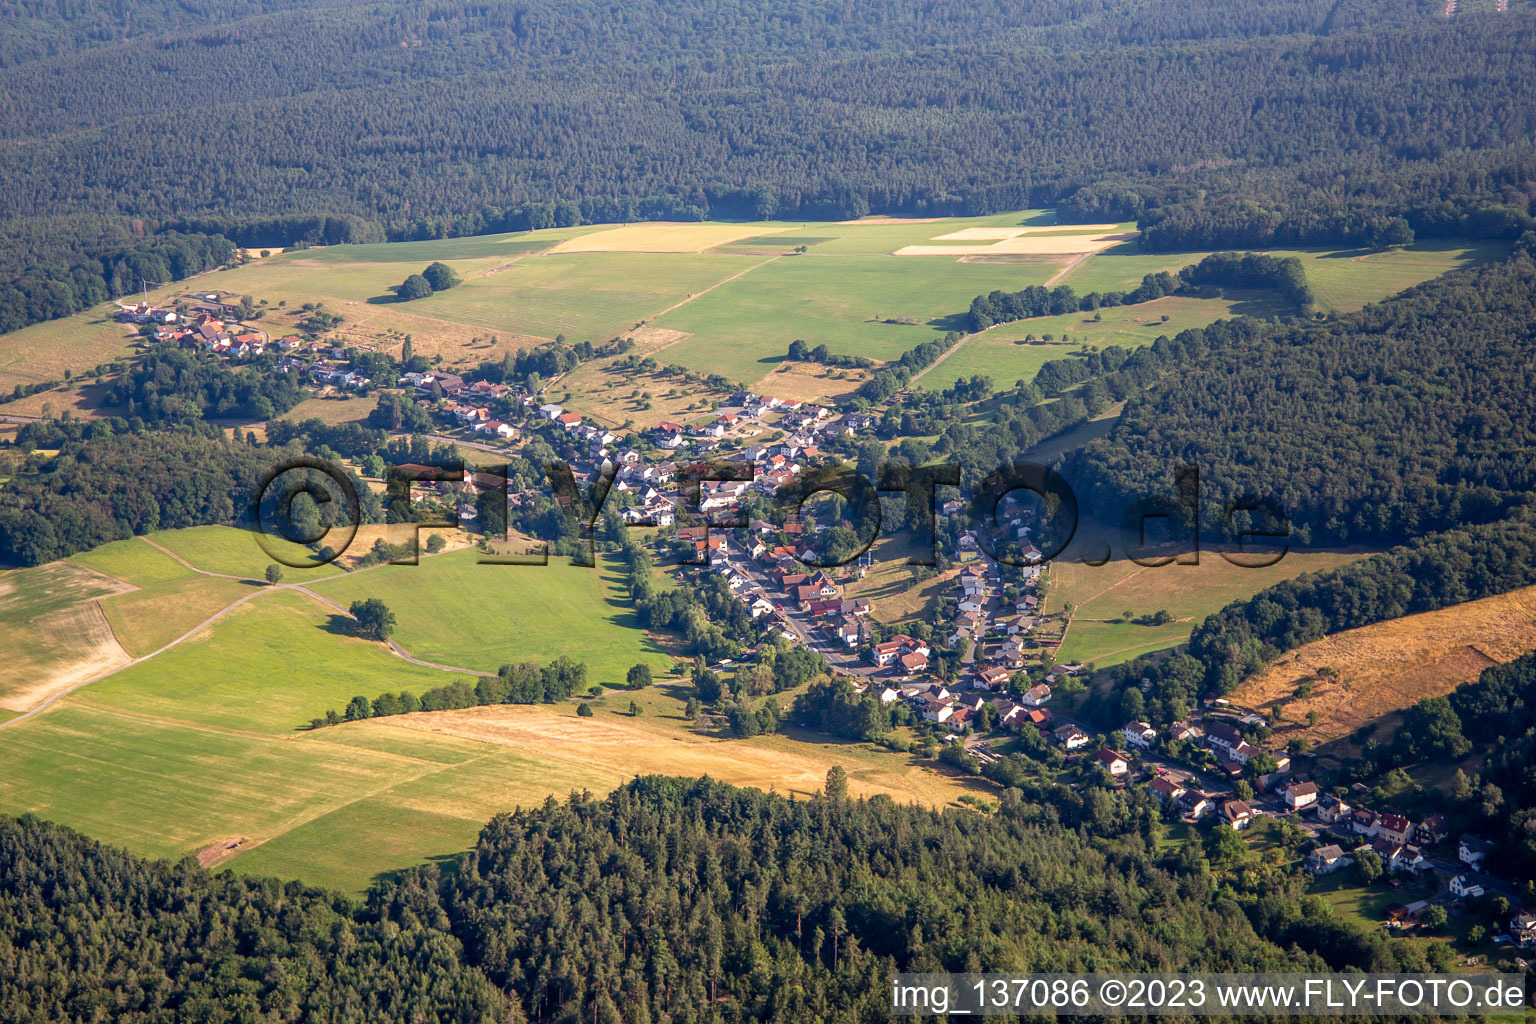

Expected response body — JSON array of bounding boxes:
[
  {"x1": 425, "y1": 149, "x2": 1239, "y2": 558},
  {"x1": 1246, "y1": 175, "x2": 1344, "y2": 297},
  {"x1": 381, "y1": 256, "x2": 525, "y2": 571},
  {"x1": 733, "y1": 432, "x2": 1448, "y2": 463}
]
[
  {"x1": 1222, "y1": 800, "x2": 1255, "y2": 830},
  {"x1": 1284, "y1": 782, "x2": 1319, "y2": 810},
  {"x1": 1097, "y1": 748, "x2": 1130, "y2": 777},
  {"x1": 1122, "y1": 721, "x2": 1157, "y2": 748},
  {"x1": 1449, "y1": 874, "x2": 1485, "y2": 899},
  {"x1": 1460, "y1": 836, "x2": 1491, "y2": 869}
]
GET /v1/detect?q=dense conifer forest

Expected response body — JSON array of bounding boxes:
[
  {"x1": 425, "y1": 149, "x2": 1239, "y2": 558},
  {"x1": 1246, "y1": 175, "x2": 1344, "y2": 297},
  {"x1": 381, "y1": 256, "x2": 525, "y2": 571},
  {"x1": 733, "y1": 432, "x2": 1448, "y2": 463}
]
[
  {"x1": 2, "y1": 0, "x2": 1536, "y2": 330},
  {"x1": 2, "y1": 776, "x2": 1431, "y2": 1023},
  {"x1": 1064, "y1": 251, "x2": 1536, "y2": 549}
]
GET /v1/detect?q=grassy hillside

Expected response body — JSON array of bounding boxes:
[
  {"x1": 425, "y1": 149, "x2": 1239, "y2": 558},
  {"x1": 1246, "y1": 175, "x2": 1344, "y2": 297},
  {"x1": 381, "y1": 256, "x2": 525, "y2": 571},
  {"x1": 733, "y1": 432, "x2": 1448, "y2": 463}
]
[
  {"x1": 0, "y1": 564, "x2": 981, "y2": 890},
  {"x1": 1231, "y1": 584, "x2": 1536, "y2": 750},
  {"x1": 308, "y1": 549, "x2": 671, "y2": 683}
]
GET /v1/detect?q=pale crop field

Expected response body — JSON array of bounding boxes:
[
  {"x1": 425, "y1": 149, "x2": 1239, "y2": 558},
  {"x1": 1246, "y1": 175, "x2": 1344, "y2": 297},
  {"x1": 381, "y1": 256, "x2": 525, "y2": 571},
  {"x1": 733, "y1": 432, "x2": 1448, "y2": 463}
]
[
  {"x1": 0, "y1": 554, "x2": 983, "y2": 892},
  {"x1": 549, "y1": 222, "x2": 794, "y2": 253}
]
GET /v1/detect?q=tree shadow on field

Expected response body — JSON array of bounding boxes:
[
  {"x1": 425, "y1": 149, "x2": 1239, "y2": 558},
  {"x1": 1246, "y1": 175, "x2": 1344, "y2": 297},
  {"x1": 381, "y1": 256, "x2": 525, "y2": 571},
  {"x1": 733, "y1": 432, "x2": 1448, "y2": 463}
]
[
  {"x1": 657, "y1": 681, "x2": 694, "y2": 704},
  {"x1": 365, "y1": 293, "x2": 413, "y2": 305},
  {"x1": 926, "y1": 312, "x2": 971, "y2": 333},
  {"x1": 757, "y1": 353, "x2": 788, "y2": 366},
  {"x1": 319, "y1": 613, "x2": 357, "y2": 638}
]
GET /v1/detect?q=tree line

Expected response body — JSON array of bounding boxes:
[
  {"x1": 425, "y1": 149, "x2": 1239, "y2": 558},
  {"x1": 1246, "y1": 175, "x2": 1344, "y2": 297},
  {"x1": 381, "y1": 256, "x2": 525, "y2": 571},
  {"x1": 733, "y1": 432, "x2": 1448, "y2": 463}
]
[
  {"x1": 965, "y1": 251, "x2": 1315, "y2": 334},
  {"x1": 310, "y1": 656, "x2": 592, "y2": 731}
]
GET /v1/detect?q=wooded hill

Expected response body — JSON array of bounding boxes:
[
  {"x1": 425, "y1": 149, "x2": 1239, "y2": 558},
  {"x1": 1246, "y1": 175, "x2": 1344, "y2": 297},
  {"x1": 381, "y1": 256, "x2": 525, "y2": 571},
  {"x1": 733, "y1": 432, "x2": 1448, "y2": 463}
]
[
  {"x1": 1065, "y1": 250, "x2": 1536, "y2": 550},
  {"x1": 1, "y1": 775, "x2": 1434, "y2": 1023},
  {"x1": 3, "y1": 0, "x2": 1536, "y2": 331}
]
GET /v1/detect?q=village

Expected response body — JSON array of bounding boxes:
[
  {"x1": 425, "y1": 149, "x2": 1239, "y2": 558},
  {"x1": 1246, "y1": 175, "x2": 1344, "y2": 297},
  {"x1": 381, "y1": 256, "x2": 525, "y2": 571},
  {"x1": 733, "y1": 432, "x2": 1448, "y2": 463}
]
[{"x1": 112, "y1": 290, "x2": 1536, "y2": 961}]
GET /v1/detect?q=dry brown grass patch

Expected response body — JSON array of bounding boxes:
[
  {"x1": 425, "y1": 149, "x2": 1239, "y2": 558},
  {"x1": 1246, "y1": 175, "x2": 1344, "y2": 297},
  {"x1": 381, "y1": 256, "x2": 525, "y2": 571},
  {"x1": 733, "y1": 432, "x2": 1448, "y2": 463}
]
[
  {"x1": 1233, "y1": 585, "x2": 1536, "y2": 749},
  {"x1": 751, "y1": 361, "x2": 870, "y2": 406},
  {"x1": 384, "y1": 703, "x2": 972, "y2": 805},
  {"x1": 0, "y1": 562, "x2": 136, "y2": 712}
]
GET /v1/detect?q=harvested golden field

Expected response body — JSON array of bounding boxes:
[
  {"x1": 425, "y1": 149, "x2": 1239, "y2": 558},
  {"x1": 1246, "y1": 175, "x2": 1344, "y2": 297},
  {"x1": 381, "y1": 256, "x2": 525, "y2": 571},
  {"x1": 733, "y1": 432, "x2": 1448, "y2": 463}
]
[
  {"x1": 0, "y1": 380, "x2": 117, "y2": 420},
  {"x1": 558, "y1": 359, "x2": 732, "y2": 429},
  {"x1": 278, "y1": 394, "x2": 377, "y2": 425},
  {"x1": 384, "y1": 702, "x2": 978, "y2": 805},
  {"x1": 0, "y1": 314, "x2": 138, "y2": 394},
  {"x1": 1232, "y1": 585, "x2": 1536, "y2": 749},
  {"x1": 843, "y1": 534, "x2": 954, "y2": 623},
  {"x1": 550, "y1": 222, "x2": 789, "y2": 254},
  {"x1": 1048, "y1": 548, "x2": 1366, "y2": 667},
  {"x1": 933, "y1": 224, "x2": 1123, "y2": 241},
  {"x1": 836, "y1": 216, "x2": 947, "y2": 225}
]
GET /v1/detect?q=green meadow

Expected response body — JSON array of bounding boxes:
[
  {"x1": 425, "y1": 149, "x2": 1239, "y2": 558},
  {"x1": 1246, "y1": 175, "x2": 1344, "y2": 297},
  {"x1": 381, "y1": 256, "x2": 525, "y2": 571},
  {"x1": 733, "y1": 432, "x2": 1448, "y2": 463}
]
[
  {"x1": 308, "y1": 549, "x2": 671, "y2": 682},
  {"x1": 75, "y1": 591, "x2": 467, "y2": 733},
  {"x1": 915, "y1": 239, "x2": 1508, "y2": 392}
]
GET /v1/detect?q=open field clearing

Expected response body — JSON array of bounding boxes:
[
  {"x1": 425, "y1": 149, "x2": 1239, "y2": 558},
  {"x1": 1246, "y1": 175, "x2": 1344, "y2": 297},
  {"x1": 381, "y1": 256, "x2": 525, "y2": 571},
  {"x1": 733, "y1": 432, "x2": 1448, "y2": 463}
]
[
  {"x1": 1231, "y1": 584, "x2": 1536, "y2": 749},
  {"x1": 0, "y1": 219, "x2": 1504, "y2": 423},
  {"x1": 309, "y1": 549, "x2": 672, "y2": 683},
  {"x1": 807, "y1": 210, "x2": 1060, "y2": 255},
  {"x1": 1292, "y1": 239, "x2": 1510, "y2": 312},
  {"x1": 549, "y1": 222, "x2": 791, "y2": 253},
  {"x1": 656, "y1": 254, "x2": 1069, "y2": 384},
  {"x1": 407, "y1": 252, "x2": 760, "y2": 344},
  {"x1": 97, "y1": 575, "x2": 254, "y2": 658},
  {"x1": 1046, "y1": 549, "x2": 1367, "y2": 667},
  {"x1": 70, "y1": 535, "x2": 199, "y2": 587},
  {"x1": 753, "y1": 360, "x2": 871, "y2": 405},
  {"x1": 557, "y1": 359, "x2": 735, "y2": 429},
  {"x1": 288, "y1": 229, "x2": 594, "y2": 263},
  {"x1": 0, "y1": 561, "x2": 133, "y2": 712},
  {"x1": 72, "y1": 537, "x2": 258, "y2": 658},
  {"x1": 912, "y1": 240, "x2": 1505, "y2": 392},
  {"x1": 278, "y1": 394, "x2": 377, "y2": 425},
  {"x1": 842, "y1": 532, "x2": 954, "y2": 623},
  {"x1": 0, "y1": 313, "x2": 138, "y2": 395},
  {"x1": 74, "y1": 591, "x2": 470, "y2": 734}
]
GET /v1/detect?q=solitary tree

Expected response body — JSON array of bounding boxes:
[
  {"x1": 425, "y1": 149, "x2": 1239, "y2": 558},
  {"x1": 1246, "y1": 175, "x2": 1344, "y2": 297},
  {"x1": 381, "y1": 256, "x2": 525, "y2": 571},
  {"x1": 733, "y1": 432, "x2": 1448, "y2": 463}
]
[
  {"x1": 395, "y1": 274, "x2": 432, "y2": 301},
  {"x1": 577, "y1": 702, "x2": 594, "y2": 718},
  {"x1": 422, "y1": 262, "x2": 461, "y2": 292},
  {"x1": 627, "y1": 663, "x2": 653, "y2": 689},
  {"x1": 264, "y1": 564, "x2": 283, "y2": 585},
  {"x1": 825, "y1": 765, "x2": 849, "y2": 800},
  {"x1": 349, "y1": 598, "x2": 396, "y2": 641},
  {"x1": 628, "y1": 699, "x2": 643, "y2": 717}
]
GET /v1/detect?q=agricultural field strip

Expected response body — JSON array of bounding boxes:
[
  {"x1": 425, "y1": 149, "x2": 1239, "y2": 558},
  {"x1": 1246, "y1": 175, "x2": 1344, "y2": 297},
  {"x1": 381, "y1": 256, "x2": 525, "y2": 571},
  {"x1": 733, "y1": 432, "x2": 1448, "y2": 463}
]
[
  {"x1": 0, "y1": 539, "x2": 482, "y2": 729},
  {"x1": 642, "y1": 253, "x2": 781, "y2": 325}
]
